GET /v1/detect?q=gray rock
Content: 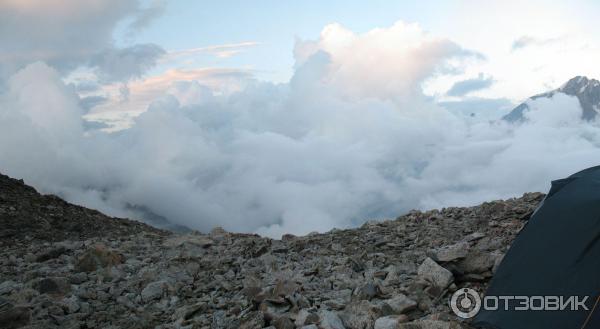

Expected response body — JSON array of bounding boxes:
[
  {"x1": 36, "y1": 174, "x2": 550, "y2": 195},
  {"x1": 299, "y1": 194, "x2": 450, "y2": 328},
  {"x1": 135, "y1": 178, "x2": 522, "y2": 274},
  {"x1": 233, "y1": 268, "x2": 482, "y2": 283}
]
[
  {"x1": 356, "y1": 282, "x2": 382, "y2": 300},
  {"x1": 340, "y1": 300, "x2": 390, "y2": 329},
  {"x1": 0, "y1": 281, "x2": 20, "y2": 296},
  {"x1": 427, "y1": 242, "x2": 469, "y2": 262},
  {"x1": 457, "y1": 252, "x2": 497, "y2": 274},
  {"x1": 69, "y1": 272, "x2": 88, "y2": 284},
  {"x1": 375, "y1": 315, "x2": 409, "y2": 329},
  {"x1": 295, "y1": 309, "x2": 319, "y2": 326},
  {"x1": 239, "y1": 311, "x2": 264, "y2": 329},
  {"x1": 319, "y1": 310, "x2": 346, "y2": 329},
  {"x1": 33, "y1": 277, "x2": 71, "y2": 296},
  {"x1": 417, "y1": 258, "x2": 453, "y2": 289},
  {"x1": 62, "y1": 295, "x2": 80, "y2": 314},
  {"x1": 301, "y1": 325, "x2": 319, "y2": 329},
  {"x1": 272, "y1": 315, "x2": 294, "y2": 329},
  {"x1": 141, "y1": 280, "x2": 168, "y2": 302},
  {"x1": 384, "y1": 294, "x2": 417, "y2": 314}
]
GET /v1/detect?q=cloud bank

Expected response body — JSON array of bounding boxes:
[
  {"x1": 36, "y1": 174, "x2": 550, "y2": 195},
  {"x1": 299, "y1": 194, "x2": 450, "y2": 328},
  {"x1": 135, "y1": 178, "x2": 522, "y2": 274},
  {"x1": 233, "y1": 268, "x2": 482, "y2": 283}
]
[{"x1": 2, "y1": 20, "x2": 600, "y2": 238}]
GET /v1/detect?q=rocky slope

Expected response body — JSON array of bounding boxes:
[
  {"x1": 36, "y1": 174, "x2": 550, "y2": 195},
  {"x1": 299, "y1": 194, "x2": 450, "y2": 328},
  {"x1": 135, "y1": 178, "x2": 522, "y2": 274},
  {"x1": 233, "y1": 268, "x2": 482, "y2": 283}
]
[
  {"x1": 0, "y1": 172, "x2": 545, "y2": 329},
  {"x1": 503, "y1": 75, "x2": 600, "y2": 122}
]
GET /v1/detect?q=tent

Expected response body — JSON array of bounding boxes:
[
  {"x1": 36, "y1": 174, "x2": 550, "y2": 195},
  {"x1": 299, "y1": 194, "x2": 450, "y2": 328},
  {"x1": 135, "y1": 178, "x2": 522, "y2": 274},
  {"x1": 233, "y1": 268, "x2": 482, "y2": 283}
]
[{"x1": 474, "y1": 166, "x2": 600, "y2": 329}]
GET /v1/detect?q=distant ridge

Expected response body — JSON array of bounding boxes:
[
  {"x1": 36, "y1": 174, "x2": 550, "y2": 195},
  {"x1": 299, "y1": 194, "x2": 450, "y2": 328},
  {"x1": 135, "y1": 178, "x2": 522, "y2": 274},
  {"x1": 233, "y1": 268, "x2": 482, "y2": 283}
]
[{"x1": 503, "y1": 76, "x2": 600, "y2": 122}]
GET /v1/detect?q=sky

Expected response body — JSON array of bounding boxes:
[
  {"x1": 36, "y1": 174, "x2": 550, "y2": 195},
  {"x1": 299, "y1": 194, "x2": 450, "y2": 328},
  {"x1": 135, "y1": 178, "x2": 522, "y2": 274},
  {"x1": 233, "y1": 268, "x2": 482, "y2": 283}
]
[{"x1": 2, "y1": 0, "x2": 600, "y2": 237}]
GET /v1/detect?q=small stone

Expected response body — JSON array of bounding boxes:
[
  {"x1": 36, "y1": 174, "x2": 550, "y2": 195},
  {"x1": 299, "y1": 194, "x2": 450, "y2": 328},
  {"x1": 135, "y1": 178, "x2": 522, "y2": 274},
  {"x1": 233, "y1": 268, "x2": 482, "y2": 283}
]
[
  {"x1": 463, "y1": 232, "x2": 485, "y2": 242},
  {"x1": 384, "y1": 294, "x2": 417, "y2": 314},
  {"x1": 375, "y1": 315, "x2": 409, "y2": 329},
  {"x1": 295, "y1": 309, "x2": 317, "y2": 327},
  {"x1": 272, "y1": 315, "x2": 294, "y2": 329},
  {"x1": 69, "y1": 272, "x2": 88, "y2": 284},
  {"x1": 62, "y1": 296, "x2": 80, "y2": 314},
  {"x1": 240, "y1": 311, "x2": 264, "y2": 329},
  {"x1": 273, "y1": 279, "x2": 298, "y2": 297},
  {"x1": 172, "y1": 302, "x2": 206, "y2": 321},
  {"x1": 340, "y1": 300, "x2": 390, "y2": 329},
  {"x1": 141, "y1": 280, "x2": 168, "y2": 302},
  {"x1": 319, "y1": 310, "x2": 346, "y2": 329},
  {"x1": 417, "y1": 258, "x2": 453, "y2": 289},
  {"x1": 0, "y1": 281, "x2": 20, "y2": 296},
  {"x1": 301, "y1": 325, "x2": 319, "y2": 329},
  {"x1": 356, "y1": 282, "x2": 381, "y2": 300},
  {"x1": 456, "y1": 252, "x2": 497, "y2": 274},
  {"x1": 427, "y1": 242, "x2": 468, "y2": 262}
]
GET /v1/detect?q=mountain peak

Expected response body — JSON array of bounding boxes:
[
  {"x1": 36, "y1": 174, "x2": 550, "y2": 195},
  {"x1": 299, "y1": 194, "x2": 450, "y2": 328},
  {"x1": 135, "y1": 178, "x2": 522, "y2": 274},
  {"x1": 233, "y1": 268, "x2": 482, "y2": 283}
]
[
  {"x1": 504, "y1": 75, "x2": 600, "y2": 122},
  {"x1": 559, "y1": 76, "x2": 600, "y2": 95}
]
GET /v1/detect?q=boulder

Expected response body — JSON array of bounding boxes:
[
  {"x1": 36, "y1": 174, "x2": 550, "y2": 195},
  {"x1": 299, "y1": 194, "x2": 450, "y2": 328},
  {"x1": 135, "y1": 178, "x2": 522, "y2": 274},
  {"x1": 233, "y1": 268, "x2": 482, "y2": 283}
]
[{"x1": 417, "y1": 258, "x2": 454, "y2": 289}]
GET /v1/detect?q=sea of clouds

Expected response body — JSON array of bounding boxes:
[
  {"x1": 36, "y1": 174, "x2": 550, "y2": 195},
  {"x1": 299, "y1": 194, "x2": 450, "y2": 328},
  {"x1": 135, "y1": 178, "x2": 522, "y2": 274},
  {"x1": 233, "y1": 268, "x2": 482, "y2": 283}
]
[{"x1": 2, "y1": 15, "x2": 600, "y2": 237}]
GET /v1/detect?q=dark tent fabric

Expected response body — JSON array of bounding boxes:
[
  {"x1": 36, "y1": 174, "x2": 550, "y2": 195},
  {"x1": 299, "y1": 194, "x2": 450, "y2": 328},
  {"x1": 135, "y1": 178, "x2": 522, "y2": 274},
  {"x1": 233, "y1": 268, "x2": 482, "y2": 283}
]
[{"x1": 474, "y1": 166, "x2": 600, "y2": 329}]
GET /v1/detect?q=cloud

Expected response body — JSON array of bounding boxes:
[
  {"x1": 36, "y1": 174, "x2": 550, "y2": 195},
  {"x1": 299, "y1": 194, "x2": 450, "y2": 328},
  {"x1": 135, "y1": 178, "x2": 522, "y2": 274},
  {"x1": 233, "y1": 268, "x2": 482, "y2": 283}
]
[
  {"x1": 0, "y1": 0, "x2": 166, "y2": 84},
  {"x1": 3, "y1": 21, "x2": 600, "y2": 239},
  {"x1": 511, "y1": 35, "x2": 563, "y2": 51},
  {"x1": 85, "y1": 67, "x2": 254, "y2": 130},
  {"x1": 446, "y1": 73, "x2": 495, "y2": 96},
  {"x1": 90, "y1": 44, "x2": 166, "y2": 82},
  {"x1": 293, "y1": 21, "x2": 482, "y2": 103},
  {"x1": 0, "y1": 0, "x2": 138, "y2": 75},
  {"x1": 165, "y1": 42, "x2": 261, "y2": 60},
  {"x1": 127, "y1": 0, "x2": 167, "y2": 34}
]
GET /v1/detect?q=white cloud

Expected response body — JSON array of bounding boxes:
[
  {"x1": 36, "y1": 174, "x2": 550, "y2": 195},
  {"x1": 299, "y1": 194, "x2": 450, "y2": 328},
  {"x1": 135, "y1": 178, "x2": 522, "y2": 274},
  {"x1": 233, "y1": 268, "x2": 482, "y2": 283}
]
[
  {"x1": 294, "y1": 21, "x2": 481, "y2": 103},
  {"x1": 511, "y1": 35, "x2": 564, "y2": 51},
  {"x1": 165, "y1": 42, "x2": 261, "y2": 60},
  {"x1": 84, "y1": 67, "x2": 254, "y2": 130}
]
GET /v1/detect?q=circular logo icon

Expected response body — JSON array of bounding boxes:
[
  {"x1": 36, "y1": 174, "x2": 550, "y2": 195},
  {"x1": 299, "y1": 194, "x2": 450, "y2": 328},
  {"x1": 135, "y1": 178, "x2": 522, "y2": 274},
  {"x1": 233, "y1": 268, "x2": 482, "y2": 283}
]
[{"x1": 450, "y1": 288, "x2": 481, "y2": 318}]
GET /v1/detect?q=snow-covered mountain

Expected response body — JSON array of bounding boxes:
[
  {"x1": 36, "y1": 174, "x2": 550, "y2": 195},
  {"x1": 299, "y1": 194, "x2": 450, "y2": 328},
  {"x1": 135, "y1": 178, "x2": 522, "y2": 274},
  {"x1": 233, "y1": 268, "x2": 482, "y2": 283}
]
[{"x1": 504, "y1": 76, "x2": 600, "y2": 122}]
